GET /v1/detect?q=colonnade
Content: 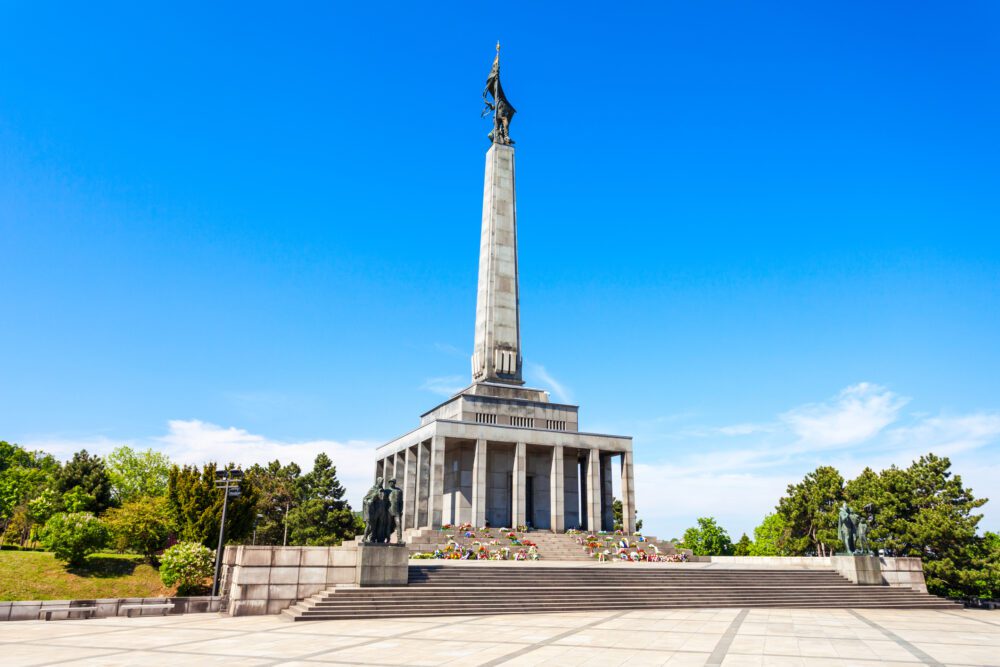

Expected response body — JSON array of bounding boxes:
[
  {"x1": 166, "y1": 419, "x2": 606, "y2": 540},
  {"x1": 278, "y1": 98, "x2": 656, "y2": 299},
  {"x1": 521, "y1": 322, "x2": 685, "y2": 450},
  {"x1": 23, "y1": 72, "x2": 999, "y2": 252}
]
[{"x1": 374, "y1": 436, "x2": 636, "y2": 534}]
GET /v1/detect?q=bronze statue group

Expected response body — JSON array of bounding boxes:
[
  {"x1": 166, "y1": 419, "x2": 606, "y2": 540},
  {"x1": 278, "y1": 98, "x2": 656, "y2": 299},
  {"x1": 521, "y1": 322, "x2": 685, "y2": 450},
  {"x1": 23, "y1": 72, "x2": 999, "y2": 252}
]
[
  {"x1": 362, "y1": 477, "x2": 403, "y2": 544},
  {"x1": 837, "y1": 501, "x2": 873, "y2": 555}
]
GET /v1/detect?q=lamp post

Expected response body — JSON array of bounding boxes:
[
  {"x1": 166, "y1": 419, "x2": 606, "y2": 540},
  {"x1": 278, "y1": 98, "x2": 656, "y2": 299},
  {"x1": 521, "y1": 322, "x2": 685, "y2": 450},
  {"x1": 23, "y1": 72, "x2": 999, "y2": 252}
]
[
  {"x1": 252, "y1": 513, "x2": 263, "y2": 545},
  {"x1": 212, "y1": 467, "x2": 243, "y2": 597}
]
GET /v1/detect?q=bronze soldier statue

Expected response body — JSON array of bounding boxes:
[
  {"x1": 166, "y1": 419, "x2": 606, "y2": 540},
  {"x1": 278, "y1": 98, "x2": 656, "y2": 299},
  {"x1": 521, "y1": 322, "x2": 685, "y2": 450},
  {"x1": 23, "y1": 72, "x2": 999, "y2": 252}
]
[
  {"x1": 387, "y1": 478, "x2": 404, "y2": 544},
  {"x1": 482, "y1": 42, "x2": 516, "y2": 145},
  {"x1": 362, "y1": 477, "x2": 383, "y2": 542}
]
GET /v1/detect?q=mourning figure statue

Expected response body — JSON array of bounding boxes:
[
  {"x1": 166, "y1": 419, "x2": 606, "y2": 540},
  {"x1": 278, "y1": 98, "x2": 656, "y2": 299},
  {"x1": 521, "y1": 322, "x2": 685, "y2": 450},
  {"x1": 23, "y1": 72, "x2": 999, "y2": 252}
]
[
  {"x1": 837, "y1": 502, "x2": 855, "y2": 554},
  {"x1": 362, "y1": 476, "x2": 403, "y2": 544},
  {"x1": 482, "y1": 42, "x2": 516, "y2": 145},
  {"x1": 362, "y1": 477, "x2": 384, "y2": 542},
  {"x1": 387, "y1": 478, "x2": 404, "y2": 544}
]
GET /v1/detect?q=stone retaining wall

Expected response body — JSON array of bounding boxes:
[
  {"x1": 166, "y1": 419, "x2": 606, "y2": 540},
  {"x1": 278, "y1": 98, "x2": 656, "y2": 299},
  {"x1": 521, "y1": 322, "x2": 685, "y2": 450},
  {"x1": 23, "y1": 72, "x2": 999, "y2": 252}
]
[
  {"x1": 0, "y1": 596, "x2": 221, "y2": 622},
  {"x1": 221, "y1": 545, "x2": 358, "y2": 616}
]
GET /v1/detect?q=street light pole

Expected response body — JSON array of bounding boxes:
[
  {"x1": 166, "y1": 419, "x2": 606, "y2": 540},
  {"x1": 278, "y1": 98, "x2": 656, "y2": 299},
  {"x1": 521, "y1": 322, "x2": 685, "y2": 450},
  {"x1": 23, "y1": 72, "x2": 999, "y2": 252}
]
[
  {"x1": 282, "y1": 501, "x2": 289, "y2": 546},
  {"x1": 212, "y1": 467, "x2": 242, "y2": 597}
]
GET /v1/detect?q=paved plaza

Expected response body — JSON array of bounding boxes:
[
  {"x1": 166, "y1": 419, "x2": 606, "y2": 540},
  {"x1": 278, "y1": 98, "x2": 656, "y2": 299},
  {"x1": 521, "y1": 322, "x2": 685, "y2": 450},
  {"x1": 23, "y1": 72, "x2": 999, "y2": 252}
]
[{"x1": 1, "y1": 607, "x2": 998, "y2": 666}]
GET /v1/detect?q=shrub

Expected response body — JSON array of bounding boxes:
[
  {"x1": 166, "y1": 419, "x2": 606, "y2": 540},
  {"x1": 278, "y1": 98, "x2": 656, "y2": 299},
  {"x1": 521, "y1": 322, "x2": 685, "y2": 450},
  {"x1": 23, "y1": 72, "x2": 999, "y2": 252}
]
[
  {"x1": 39, "y1": 512, "x2": 108, "y2": 565},
  {"x1": 159, "y1": 541, "x2": 215, "y2": 594},
  {"x1": 103, "y1": 496, "x2": 173, "y2": 560}
]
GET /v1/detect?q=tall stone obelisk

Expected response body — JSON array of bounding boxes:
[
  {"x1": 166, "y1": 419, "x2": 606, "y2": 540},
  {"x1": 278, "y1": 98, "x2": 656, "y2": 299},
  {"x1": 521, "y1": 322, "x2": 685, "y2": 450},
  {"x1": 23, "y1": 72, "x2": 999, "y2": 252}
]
[{"x1": 472, "y1": 45, "x2": 522, "y2": 385}]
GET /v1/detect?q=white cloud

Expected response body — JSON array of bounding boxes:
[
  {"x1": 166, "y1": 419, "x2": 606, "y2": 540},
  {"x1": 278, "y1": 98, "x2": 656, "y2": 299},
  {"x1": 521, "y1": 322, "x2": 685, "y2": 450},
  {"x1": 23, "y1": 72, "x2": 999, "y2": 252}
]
[
  {"x1": 525, "y1": 362, "x2": 573, "y2": 404},
  {"x1": 780, "y1": 382, "x2": 908, "y2": 447},
  {"x1": 420, "y1": 375, "x2": 466, "y2": 397}
]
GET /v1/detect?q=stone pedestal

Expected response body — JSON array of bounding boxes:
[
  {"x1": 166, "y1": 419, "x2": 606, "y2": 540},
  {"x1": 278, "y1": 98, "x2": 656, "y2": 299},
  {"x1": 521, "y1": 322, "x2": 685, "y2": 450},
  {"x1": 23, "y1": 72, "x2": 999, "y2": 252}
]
[
  {"x1": 832, "y1": 555, "x2": 882, "y2": 585},
  {"x1": 356, "y1": 544, "x2": 409, "y2": 587}
]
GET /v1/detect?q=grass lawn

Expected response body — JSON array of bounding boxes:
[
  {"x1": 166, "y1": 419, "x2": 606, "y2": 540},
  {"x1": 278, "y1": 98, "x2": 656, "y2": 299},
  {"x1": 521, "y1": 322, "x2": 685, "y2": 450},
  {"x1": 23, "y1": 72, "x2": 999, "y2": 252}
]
[{"x1": 0, "y1": 551, "x2": 175, "y2": 601}]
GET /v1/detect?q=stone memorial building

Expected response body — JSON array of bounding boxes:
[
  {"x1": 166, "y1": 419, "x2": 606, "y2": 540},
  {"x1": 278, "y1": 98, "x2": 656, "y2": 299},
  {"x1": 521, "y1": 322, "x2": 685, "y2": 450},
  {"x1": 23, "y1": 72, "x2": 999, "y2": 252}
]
[{"x1": 373, "y1": 49, "x2": 635, "y2": 535}]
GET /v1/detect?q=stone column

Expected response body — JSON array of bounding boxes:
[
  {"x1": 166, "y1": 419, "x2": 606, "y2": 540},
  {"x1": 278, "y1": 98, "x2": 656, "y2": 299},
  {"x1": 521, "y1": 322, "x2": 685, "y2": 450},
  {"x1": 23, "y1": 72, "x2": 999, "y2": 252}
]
[
  {"x1": 416, "y1": 441, "x2": 428, "y2": 527},
  {"x1": 586, "y1": 448, "x2": 601, "y2": 532},
  {"x1": 550, "y1": 445, "x2": 565, "y2": 533},
  {"x1": 621, "y1": 450, "x2": 636, "y2": 534},
  {"x1": 512, "y1": 442, "x2": 526, "y2": 528},
  {"x1": 375, "y1": 458, "x2": 384, "y2": 481},
  {"x1": 428, "y1": 435, "x2": 446, "y2": 528},
  {"x1": 403, "y1": 446, "x2": 417, "y2": 530},
  {"x1": 471, "y1": 439, "x2": 488, "y2": 528},
  {"x1": 601, "y1": 454, "x2": 614, "y2": 531}
]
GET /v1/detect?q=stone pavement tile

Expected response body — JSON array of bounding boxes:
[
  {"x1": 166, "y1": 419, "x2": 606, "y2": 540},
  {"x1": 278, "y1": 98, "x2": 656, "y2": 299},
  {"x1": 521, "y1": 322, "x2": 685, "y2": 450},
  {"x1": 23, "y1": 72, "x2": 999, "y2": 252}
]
[
  {"x1": 554, "y1": 627, "x2": 659, "y2": 650},
  {"x1": 662, "y1": 652, "x2": 712, "y2": 666},
  {"x1": 796, "y1": 637, "x2": 840, "y2": 657},
  {"x1": 437, "y1": 641, "x2": 531, "y2": 665},
  {"x1": 861, "y1": 638, "x2": 922, "y2": 662},
  {"x1": 831, "y1": 637, "x2": 881, "y2": 660},
  {"x1": 41, "y1": 626, "x2": 245, "y2": 651},
  {"x1": 917, "y1": 641, "x2": 1000, "y2": 666},
  {"x1": 485, "y1": 644, "x2": 586, "y2": 666},
  {"x1": 720, "y1": 655, "x2": 764, "y2": 666},
  {"x1": 763, "y1": 635, "x2": 801, "y2": 655},
  {"x1": 678, "y1": 631, "x2": 724, "y2": 652},
  {"x1": 0, "y1": 621, "x2": 128, "y2": 643},
  {"x1": 49, "y1": 650, "x2": 274, "y2": 666},
  {"x1": 644, "y1": 631, "x2": 703, "y2": 651},
  {"x1": 400, "y1": 621, "x2": 530, "y2": 643},
  {"x1": 165, "y1": 631, "x2": 372, "y2": 659},
  {"x1": 739, "y1": 621, "x2": 769, "y2": 635},
  {"x1": 2, "y1": 643, "x2": 126, "y2": 667},
  {"x1": 308, "y1": 637, "x2": 503, "y2": 666},
  {"x1": 280, "y1": 617, "x2": 438, "y2": 637},
  {"x1": 726, "y1": 633, "x2": 766, "y2": 655},
  {"x1": 754, "y1": 656, "x2": 807, "y2": 667}
]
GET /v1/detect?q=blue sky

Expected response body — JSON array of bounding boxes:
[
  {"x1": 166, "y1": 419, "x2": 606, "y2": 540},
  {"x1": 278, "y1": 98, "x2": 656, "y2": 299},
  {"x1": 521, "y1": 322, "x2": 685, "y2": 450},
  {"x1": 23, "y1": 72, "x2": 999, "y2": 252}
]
[{"x1": 2, "y1": 2, "x2": 999, "y2": 538}]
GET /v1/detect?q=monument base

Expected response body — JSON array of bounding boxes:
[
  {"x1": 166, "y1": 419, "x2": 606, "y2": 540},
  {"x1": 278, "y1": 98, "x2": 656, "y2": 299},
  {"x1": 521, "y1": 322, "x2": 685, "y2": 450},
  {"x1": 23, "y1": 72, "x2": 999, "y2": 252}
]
[
  {"x1": 356, "y1": 543, "x2": 408, "y2": 587},
  {"x1": 832, "y1": 555, "x2": 882, "y2": 585}
]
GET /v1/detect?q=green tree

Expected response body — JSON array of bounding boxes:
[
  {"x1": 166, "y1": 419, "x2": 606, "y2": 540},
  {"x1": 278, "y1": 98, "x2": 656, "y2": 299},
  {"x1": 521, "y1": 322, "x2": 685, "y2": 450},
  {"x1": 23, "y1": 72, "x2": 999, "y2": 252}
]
[
  {"x1": 167, "y1": 464, "x2": 257, "y2": 548},
  {"x1": 681, "y1": 517, "x2": 734, "y2": 556},
  {"x1": 1, "y1": 442, "x2": 60, "y2": 545},
  {"x1": 244, "y1": 460, "x2": 301, "y2": 545},
  {"x1": 286, "y1": 453, "x2": 359, "y2": 546},
  {"x1": 56, "y1": 450, "x2": 113, "y2": 513},
  {"x1": 159, "y1": 542, "x2": 215, "y2": 594},
  {"x1": 970, "y1": 532, "x2": 1000, "y2": 599},
  {"x1": 103, "y1": 496, "x2": 173, "y2": 560},
  {"x1": 869, "y1": 454, "x2": 986, "y2": 597},
  {"x1": 777, "y1": 466, "x2": 844, "y2": 556},
  {"x1": 39, "y1": 512, "x2": 108, "y2": 565},
  {"x1": 750, "y1": 512, "x2": 792, "y2": 556},
  {"x1": 733, "y1": 533, "x2": 752, "y2": 556},
  {"x1": 62, "y1": 486, "x2": 97, "y2": 512},
  {"x1": 106, "y1": 446, "x2": 171, "y2": 503},
  {"x1": 611, "y1": 498, "x2": 644, "y2": 533}
]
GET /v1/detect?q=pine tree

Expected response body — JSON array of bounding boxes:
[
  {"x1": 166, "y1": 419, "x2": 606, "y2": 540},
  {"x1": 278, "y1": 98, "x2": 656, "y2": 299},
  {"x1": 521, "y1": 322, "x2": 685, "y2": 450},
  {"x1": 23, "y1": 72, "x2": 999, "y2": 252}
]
[
  {"x1": 166, "y1": 463, "x2": 257, "y2": 549},
  {"x1": 777, "y1": 466, "x2": 844, "y2": 556},
  {"x1": 286, "y1": 453, "x2": 360, "y2": 546},
  {"x1": 56, "y1": 450, "x2": 113, "y2": 513}
]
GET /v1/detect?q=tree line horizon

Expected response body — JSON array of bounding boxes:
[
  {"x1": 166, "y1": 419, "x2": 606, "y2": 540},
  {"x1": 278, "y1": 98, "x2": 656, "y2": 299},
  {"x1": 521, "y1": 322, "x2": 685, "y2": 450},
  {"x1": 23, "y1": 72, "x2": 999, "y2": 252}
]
[{"x1": 1, "y1": 440, "x2": 997, "y2": 599}]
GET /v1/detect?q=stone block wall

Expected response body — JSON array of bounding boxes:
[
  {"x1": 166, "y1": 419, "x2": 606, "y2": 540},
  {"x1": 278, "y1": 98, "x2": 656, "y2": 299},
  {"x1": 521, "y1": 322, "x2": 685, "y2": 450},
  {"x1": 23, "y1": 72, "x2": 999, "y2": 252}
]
[
  {"x1": 880, "y1": 556, "x2": 928, "y2": 593},
  {"x1": 0, "y1": 596, "x2": 221, "y2": 622},
  {"x1": 223, "y1": 545, "x2": 358, "y2": 616}
]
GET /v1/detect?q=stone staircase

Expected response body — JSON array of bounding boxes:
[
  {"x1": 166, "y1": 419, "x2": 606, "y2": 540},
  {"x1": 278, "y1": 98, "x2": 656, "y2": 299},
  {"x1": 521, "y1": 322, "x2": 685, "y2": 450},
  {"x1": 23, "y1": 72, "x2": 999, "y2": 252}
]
[
  {"x1": 400, "y1": 528, "x2": 686, "y2": 562},
  {"x1": 281, "y1": 564, "x2": 959, "y2": 621}
]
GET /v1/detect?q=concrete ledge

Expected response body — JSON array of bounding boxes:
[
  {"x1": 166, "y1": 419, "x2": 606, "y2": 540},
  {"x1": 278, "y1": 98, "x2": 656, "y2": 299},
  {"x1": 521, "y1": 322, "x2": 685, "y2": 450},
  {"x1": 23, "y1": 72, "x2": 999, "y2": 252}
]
[{"x1": 0, "y1": 596, "x2": 221, "y2": 622}]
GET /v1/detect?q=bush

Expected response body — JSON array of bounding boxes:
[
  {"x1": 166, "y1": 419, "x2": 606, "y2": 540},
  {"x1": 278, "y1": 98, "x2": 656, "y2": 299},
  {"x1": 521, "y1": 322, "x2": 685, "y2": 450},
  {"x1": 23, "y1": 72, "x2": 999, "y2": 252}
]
[
  {"x1": 39, "y1": 512, "x2": 108, "y2": 565},
  {"x1": 159, "y1": 541, "x2": 215, "y2": 594},
  {"x1": 103, "y1": 497, "x2": 172, "y2": 560}
]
